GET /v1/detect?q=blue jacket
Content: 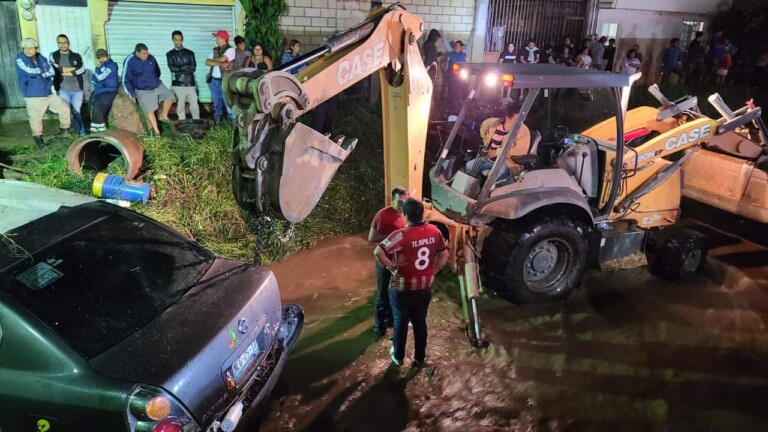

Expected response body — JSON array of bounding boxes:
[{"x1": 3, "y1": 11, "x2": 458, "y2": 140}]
[
  {"x1": 280, "y1": 51, "x2": 306, "y2": 74},
  {"x1": 15, "y1": 52, "x2": 55, "y2": 98},
  {"x1": 122, "y1": 54, "x2": 162, "y2": 97},
  {"x1": 447, "y1": 51, "x2": 467, "y2": 69},
  {"x1": 92, "y1": 59, "x2": 119, "y2": 95}
]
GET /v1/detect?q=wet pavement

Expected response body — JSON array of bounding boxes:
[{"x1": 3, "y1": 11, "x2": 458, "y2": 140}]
[{"x1": 259, "y1": 214, "x2": 768, "y2": 432}]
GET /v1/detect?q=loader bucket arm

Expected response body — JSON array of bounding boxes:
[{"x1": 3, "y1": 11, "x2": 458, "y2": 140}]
[{"x1": 226, "y1": 3, "x2": 431, "y2": 223}]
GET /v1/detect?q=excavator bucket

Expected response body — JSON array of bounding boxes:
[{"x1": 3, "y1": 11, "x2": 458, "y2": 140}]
[{"x1": 264, "y1": 122, "x2": 357, "y2": 223}]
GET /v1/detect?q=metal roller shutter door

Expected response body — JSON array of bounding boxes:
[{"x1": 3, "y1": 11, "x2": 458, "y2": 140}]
[{"x1": 106, "y1": 1, "x2": 235, "y2": 103}]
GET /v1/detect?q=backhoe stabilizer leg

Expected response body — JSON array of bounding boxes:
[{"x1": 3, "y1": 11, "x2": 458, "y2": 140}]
[{"x1": 461, "y1": 244, "x2": 488, "y2": 348}]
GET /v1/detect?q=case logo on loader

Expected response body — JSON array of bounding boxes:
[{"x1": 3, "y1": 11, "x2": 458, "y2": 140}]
[
  {"x1": 337, "y1": 42, "x2": 385, "y2": 86},
  {"x1": 663, "y1": 124, "x2": 712, "y2": 151}
]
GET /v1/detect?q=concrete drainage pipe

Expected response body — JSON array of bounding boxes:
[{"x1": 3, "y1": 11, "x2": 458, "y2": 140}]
[{"x1": 66, "y1": 130, "x2": 145, "y2": 180}]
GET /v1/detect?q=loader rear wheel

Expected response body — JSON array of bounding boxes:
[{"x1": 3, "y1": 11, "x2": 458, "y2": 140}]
[
  {"x1": 648, "y1": 228, "x2": 707, "y2": 281},
  {"x1": 480, "y1": 214, "x2": 588, "y2": 304}
]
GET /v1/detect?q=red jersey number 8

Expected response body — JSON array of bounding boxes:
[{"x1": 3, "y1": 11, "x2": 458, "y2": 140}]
[{"x1": 415, "y1": 246, "x2": 430, "y2": 270}]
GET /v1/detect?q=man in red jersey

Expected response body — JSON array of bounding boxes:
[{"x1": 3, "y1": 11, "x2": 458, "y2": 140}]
[
  {"x1": 368, "y1": 187, "x2": 409, "y2": 336},
  {"x1": 374, "y1": 198, "x2": 448, "y2": 367}
]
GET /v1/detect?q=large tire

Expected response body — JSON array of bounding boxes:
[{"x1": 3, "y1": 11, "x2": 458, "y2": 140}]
[
  {"x1": 648, "y1": 228, "x2": 707, "y2": 281},
  {"x1": 480, "y1": 213, "x2": 589, "y2": 303}
]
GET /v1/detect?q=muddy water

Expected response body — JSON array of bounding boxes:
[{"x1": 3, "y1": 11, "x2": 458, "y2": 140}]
[{"x1": 258, "y1": 226, "x2": 768, "y2": 432}]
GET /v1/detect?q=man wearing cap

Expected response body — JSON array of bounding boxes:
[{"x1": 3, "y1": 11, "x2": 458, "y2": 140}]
[
  {"x1": 15, "y1": 37, "x2": 71, "y2": 148},
  {"x1": 205, "y1": 30, "x2": 236, "y2": 125},
  {"x1": 49, "y1": 34, "x2": 87, "y2": 136},
  {"x1": 167, "y1": 30, "x2": 200, "y2": 120},
  {"x1": 90, "y1": 48, "x2": 118, "y2": 132},
  {"x1": 122, "y1": 43, "x2": 176, "y2": 135}
]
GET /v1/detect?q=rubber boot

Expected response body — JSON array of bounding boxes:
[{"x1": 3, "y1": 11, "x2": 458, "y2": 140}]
[{"x1": 33, "y1": 135, "x2": 46, "y2": 149}]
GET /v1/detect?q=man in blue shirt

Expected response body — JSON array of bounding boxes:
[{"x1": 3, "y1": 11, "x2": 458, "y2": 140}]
[
  {"x1": 661, "y1": 38, "x2": 682, "y2": 85},
  {"x1": 15, "y1": 38, "x2": 71, "y2": 148},
  {"x1": 123, "y1": 43, "x2": 175, "y2": 135},
  {"x1": 280, "y1": 39, "x2": 307, "y2": 75},
  {"x1": 445, "y1": 41, "x2": 467, "y2": 109}
]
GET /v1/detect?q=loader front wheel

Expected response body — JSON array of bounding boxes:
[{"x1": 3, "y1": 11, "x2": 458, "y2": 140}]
[
  {"x1": 648, "y1": 228, "x2": 707, "y2": 281},
  {"x1": 481, "y1": 214, "x2": 588, "y2": 304}
]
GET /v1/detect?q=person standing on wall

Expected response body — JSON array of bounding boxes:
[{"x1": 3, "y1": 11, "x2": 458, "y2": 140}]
[
  {"x1": 167, "y1": 30, "x2": 200, "y2": 120},
  {"x1": 90, "y1": 49, "x2": 118, "y2": 133},
  {"x1": 368, "y1": 187, "x2": 409, "y2": 337},
  {"x1": 205, "y1": 30, "x2": 236, "y2": 125},
  {"x1": 374, "y1": 198, "x2": 449, "y2": 368},
  {"x1": 49, "y1": 34, "x2": 86, "y2": 136},
  {"x1": 15, "y1": 38, "x2": 71, "y2": 148}
]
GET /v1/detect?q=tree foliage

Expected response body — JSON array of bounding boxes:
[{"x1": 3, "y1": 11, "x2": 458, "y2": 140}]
[
  {"x1": 711, "y1": 0, "x2": 768, "y2": 59},
  {"x1": 240, "y1": 0, "x2": 288, "y2": 60}
]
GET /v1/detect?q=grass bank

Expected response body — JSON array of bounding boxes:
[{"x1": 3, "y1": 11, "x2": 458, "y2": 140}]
[{"x1": 15, "y1": 96, "x2": 385, "y2": 263}]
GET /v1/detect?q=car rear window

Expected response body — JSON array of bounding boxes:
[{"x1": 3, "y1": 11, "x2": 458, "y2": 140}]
[{"x1": 1, "y1": 205, "x2": 215, "y2": 359}]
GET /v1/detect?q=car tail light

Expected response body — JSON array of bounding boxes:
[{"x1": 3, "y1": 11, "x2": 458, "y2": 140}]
[
  {"x1": 125, "y1": 385, "x2": 200, "y2": 432},
  {"x1": 501, "y1": 73, "x2": 514, "y2": 88},
  {"x1": 451, "y1": 63, "x2": 460, "y2": 75}
]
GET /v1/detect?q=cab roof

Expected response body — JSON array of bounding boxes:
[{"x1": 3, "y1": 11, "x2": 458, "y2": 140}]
[{"x1": 460, "y1": 63, "x2": 641, "y2": 89}]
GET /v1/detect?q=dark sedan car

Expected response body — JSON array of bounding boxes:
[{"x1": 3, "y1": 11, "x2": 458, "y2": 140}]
[{"x1": 0, "y1": 181, "x2": 303, "y2": 432}]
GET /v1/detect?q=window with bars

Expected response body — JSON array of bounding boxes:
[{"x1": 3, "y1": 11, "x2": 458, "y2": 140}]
[
  {"x1": 681, "y1": 20, "x2": 705, "y2": 52},
  {"x1": 485, "y1": 0, "x2": 589, "y2": 52}
]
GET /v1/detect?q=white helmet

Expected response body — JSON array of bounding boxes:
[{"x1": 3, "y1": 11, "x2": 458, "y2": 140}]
[{"x1": 20, "y1": 38, "x2": 39, "y2": 48}]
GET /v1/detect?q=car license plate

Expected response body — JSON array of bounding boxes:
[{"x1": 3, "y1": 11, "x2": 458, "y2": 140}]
[{"x1": 229, "y1": 339, "x2": 260, "y2": 381}]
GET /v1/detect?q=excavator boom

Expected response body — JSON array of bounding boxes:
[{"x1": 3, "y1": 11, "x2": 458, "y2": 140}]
[{"x1": 226, "y1": 3, "x2": 431, "y2": 223}]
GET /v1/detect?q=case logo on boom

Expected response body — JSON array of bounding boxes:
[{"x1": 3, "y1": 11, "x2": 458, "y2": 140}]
[
  {"x1": 663, "y1": 124, "x2": 712, "y2": 151},
  {"x1": 337, "y1": 42, "x2": 385, "y2": 86}
]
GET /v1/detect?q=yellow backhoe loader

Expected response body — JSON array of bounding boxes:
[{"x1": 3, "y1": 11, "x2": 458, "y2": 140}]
[
  {"x1": 628, "y1": 85, "x2": 768, "y2": 223},
  {"x1": 223, "y1": 4, "x2": 760, "y2": 346}
]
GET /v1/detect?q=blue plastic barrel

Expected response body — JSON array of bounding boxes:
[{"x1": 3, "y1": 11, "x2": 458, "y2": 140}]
[{"x1": 92, "y1": 173, "x2": 151, "y2": 204}]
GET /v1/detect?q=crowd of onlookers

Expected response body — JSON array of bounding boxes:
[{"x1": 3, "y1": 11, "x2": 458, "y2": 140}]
[{"x1": 14, "y1": 30, "x2": 313, "y2": 145}]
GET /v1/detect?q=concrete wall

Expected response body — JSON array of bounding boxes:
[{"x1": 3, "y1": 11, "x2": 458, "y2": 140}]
[
  {"x1": 613, "y1": 0, "x2": 732, "y2": 15},
  {"x1": 279, "y1": 0, "x2": 475, "y2": 53},
  {"x1": 596, "y1": 7, "x2": 716, "y2": 83}
]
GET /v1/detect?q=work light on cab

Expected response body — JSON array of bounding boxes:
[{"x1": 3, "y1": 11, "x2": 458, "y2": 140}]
[
  {"x1": 459, "y1": 67, "x2": 470, "y2": 80},
  {"x1": 484, "y1": 73, "x2": 498, "y2": 87}
]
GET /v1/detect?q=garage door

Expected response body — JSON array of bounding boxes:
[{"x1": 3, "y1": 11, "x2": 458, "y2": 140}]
[
  {"x1": 35, "y1": 5, "x2": 96, "y2": 78},
  {"x1": 106, "y1": 1, "x2": 235, "y2": 103}
]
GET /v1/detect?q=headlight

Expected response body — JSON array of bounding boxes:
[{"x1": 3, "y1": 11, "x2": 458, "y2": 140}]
[{"x1": 484, "y1": 73, "x2": 498, "y2": 86}]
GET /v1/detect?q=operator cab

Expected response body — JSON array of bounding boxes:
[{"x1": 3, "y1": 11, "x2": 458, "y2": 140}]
[{"x1": 429, "y1": 63, "x2": 641, "y2": 223}]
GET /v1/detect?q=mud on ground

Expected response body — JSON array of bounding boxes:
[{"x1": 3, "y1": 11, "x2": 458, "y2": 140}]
[{"x1": 260, "y1": 222, "x2": 768, "y2": 432}]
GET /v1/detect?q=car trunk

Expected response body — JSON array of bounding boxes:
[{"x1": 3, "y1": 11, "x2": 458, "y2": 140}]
[{"x1": 89, "y1": 258, "x2": 285, "y2": 425}]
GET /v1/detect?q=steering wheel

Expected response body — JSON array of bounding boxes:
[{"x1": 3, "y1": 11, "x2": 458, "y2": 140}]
[{"x1": 537, "y1": 126, "x2": 570, "y2": 165}]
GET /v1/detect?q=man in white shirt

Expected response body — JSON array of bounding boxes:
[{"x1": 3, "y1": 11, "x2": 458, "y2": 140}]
[{"x1": 205, "y1": 30, "x2": 236, "y2": 125}]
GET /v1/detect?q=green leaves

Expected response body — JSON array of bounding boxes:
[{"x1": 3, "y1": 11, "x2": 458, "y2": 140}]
[{"x1": 240, "y1": 0, "x2": 288, "y2": 59}]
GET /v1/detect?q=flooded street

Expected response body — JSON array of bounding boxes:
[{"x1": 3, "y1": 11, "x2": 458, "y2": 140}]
[{"x1": 258, "y1": 216, "x2": 768, "y2": 432}]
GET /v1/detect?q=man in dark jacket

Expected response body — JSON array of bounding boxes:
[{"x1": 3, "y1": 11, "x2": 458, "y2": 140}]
[
  {"x1": 686, "y1": 31, "x2": 706, "y2": 88},
  {"x1": 123, "y1": 43, "x2": 175, "y2": 134},
  {"x1": 167, "y1": 30, "x2": 199, "y2": 120},
  {"x1": 90, "y1": 49, "x2": 118, "y2": 132},
  {"x1": 15, "y1": 38, "x2": 70, "y2": 148},
  {"x1": 49, "y1": 34, "x2": 86, "y2": 136}
]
